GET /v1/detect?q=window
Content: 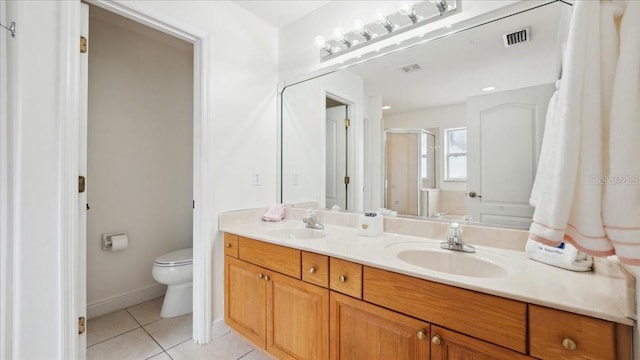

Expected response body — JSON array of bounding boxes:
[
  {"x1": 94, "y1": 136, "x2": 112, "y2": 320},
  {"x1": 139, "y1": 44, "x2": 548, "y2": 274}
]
[{"x1": 444, "y1": 127, "x2": 467, "y2": 181}]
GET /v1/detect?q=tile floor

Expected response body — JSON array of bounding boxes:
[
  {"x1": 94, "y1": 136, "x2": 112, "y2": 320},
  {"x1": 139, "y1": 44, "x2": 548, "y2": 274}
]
[{"x1": 87, "y1": 297, "x2": 273, "y2": 360}]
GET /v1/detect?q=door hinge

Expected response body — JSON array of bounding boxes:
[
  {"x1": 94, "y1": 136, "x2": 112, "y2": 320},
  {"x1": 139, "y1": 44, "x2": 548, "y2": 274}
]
[
  {"x1": 344, "y1": 118, "x2": 350, "y2": 128},
  {"x1": 78, "y1": 316, "x2": 86, "y2": 335},
  {"x1": 80, "y1": 36, "x2": 87, "y2": 53},
  {"x1": 344, "y1": 176, "x2": 350, "y2": 185},
  {"x1": 192, "y1": 200, "x2": 195, "y2": 209},
  {"x1": 78, "y1": 176, "x2": 86, "y2": 193}
]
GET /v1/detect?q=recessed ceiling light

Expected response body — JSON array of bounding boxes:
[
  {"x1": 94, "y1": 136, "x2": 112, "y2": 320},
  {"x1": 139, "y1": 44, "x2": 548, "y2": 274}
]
[
  {"x1": 382, "y1": 105, "x2": 392, "y2": 110},
  {"x1": 481, "y1": 86, "x2": 496, "y2": 92}
]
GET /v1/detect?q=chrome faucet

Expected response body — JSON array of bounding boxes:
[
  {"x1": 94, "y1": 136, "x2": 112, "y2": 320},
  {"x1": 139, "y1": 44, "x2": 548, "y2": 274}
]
[
  {"x1": 303, "y1": 209, "x2": 325, "y2": 230},
  {"x1": 440, "y1": 222, "x2": 475, "y2": 253}
]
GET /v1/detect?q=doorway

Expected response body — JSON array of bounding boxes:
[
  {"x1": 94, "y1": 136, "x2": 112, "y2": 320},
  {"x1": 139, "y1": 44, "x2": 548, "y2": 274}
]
[{"x1": 325, "y1": 96, "x2": 350, "y2": 210}]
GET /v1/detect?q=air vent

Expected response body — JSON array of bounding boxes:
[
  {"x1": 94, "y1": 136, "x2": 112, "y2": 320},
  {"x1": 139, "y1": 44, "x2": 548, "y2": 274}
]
[
  {"x1": 503, "y1": 27, "x2": 531, "y2": 47},
  {"x1": 399, "y1": 63, "x2": 421, "y2": 73}
]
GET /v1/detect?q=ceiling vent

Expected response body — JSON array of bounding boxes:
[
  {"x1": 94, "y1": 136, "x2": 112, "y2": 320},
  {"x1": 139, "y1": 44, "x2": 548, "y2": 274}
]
[
  {"x1": 503, "y1": 27, "x2": 531, "y2": 47},
  {"x1": 399, "y1": 63, "x2": 421, "y2": 73}
]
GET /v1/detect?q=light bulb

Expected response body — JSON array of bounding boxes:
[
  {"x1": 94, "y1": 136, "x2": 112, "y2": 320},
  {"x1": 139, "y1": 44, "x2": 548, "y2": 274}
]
[
  {"x1": 399, "y1": 3, "x2": 413, "y2": 16},
  {"x1": 375, "y1": 10, "x2": 387, "y2": 23},
  {"x1": 354, "y1": 19, "x2": 372, "y2": 41},
  {"x1": 314, "y1": 35, "x2": 327, "y2": 49},
  {"x1": 354, "y1": 19, "x2": 365, "y2": 32},
  {"x1": 332, "y1": 27, "x2": 345, "y2": 41}
]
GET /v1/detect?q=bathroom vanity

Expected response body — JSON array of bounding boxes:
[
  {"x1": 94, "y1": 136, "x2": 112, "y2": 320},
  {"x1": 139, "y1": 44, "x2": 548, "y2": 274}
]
[{"x1": 220, "y1": 209, "x2": 634, "y2": 360}]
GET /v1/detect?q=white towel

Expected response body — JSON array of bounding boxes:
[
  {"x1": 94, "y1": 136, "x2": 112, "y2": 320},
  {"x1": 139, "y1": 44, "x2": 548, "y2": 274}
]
[
  {"x1": 529, "y1": 0, "x2": 613, "y2": 255},
  {"x1": 603, "y1": 0, "x2": 640, "y2": 265},
  {"x1": 529, "y1": 0, "x2": 640, "y2": 265}
]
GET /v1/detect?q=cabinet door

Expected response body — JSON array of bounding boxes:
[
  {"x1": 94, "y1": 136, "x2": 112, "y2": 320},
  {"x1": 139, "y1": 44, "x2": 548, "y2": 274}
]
[
  {"x1": 267, "y1": 271, "x2": 329, "y2": 360},
  {"x1": 430, "y1": 326, "x2": 533, "y2": 360},
  {"x1": 225, "y1": 256, "x2": 267, "y2": 348},
  {"x1": 330, "y1": 291, "x2": 430, "y2": 360}
]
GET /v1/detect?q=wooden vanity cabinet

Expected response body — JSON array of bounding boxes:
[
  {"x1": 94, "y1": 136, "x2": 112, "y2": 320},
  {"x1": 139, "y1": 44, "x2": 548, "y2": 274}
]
[
  {"x1": 330, "y1": 292, "x2": 430, "y2": 360},
  {"x1": 224, "y1": 240, "x2": 329, "y2": 360}
]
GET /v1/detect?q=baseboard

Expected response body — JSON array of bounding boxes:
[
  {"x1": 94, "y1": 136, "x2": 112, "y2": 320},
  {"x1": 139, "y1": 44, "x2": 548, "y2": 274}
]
[
  {"x1": 87, "y1": 283, "x2": 167, "y2": 319},
  {"x1": 211, "y1": 316, "x2": 230, "y2": 341}
]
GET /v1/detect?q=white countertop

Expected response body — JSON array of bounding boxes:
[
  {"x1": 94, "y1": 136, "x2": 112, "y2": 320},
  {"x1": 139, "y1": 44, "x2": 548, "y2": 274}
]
[{"x1": 220, "y1": 217, "x2": 635, "y2": 325}]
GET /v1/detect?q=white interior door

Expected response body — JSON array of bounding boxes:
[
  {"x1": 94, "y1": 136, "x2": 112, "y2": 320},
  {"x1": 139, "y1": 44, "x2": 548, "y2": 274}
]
[
  {"x1": 326, "y1": 105, "x2": 347, "y2": 210},
  {"x1": 78, "y1": 3, "x2": 89, "y2": 358},
  {"x1": 466, "y1": 83, "x2": 554, "y2": 228}
]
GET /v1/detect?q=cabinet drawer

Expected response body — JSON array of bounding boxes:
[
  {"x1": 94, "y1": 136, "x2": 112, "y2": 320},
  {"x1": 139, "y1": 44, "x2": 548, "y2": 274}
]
[
  {"x1": 363, "y1": 266, "x2": 527, "y2": 353},
  {"x1": 529, "y1": 305, "x2": 631, "y2": 360},
  {"x1": 239, "y1": 237, "x2": 301, "y2": 278},
  {"x1": 223, "y1": 233, "x2": 239, "y2": 258},
  {"x1": 330, "y1": 258, "x2": 362, "y2": 299},
  {"x1": 302, "y1": 251, "x2": 329, "y2": 288}
]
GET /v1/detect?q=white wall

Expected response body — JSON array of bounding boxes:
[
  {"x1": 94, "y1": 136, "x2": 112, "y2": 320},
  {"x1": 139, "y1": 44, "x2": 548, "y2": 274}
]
[
  {"x1": 385, "y1": 103, "x2": 467, "y2": 191},
  {"x1": 86, "y1": 7, "x2": 193, "y2": 308},
  {"x1": 2, "y1": 0, "x2": 278, "y2": 358}
]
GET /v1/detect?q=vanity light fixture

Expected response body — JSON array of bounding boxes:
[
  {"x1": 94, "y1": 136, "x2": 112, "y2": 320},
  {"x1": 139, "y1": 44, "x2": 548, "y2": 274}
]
[{"x1": 314, "y1": 0, "x2": 458, "y2": 61}]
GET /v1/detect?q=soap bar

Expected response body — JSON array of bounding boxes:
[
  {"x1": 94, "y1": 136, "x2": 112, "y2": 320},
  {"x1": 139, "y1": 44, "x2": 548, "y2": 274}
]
[{"x1": 358, "y1": 213, "x2": 383, "y2": 237}]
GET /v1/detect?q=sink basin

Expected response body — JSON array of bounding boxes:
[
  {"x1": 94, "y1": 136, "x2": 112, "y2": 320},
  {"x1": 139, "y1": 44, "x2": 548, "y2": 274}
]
[
  {"x1": 396, "y1": 249, "x2": 508, "y2": 278},
  {"x1": 268, "y1": 228, "x2": 326, "y2": 240}
]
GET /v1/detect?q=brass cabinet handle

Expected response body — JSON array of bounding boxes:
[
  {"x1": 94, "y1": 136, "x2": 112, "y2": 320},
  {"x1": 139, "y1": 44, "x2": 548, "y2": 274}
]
[
  {"x1": 416, "y1": 330, "x2": 427, "y2": 340},
  {"x1": 309, "y1": 267, "x2": 317, "y2": 273},
  {"x1": 258, "y1": 273, "x2": 264, "y2": 279},
  {"x1": 225, "y1": 243, "x2": 231, "y2": 248},
  {"x1": 431, "y1": 335, "x2": 441, "y2": 345},
  {"x1": 562, "y1": 337, "x2": 577, "y2": 351},
  {"x1": 263, "y1": 274, "x2": 270, "y2": 281},
  {"x1": 339, "y1": 275, "x2": 347, "y2": 282}
]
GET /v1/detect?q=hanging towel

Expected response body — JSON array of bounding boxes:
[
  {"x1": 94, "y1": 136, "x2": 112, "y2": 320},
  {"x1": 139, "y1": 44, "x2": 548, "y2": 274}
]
[
  {"x1": 603, "y1": 0, "x2": 640, "y2": 265},
  {"x1": 529, "y1": 0, "x2": 613, "y2": 255},
  {"x1": 529, "y1": 0, "x2": 640, "y2": 264}
]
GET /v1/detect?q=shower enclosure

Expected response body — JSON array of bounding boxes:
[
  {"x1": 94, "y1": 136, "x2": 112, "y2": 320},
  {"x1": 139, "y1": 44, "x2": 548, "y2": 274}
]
[{"x1": 384, "y1": 129, "x2": 436, "y2": 216}]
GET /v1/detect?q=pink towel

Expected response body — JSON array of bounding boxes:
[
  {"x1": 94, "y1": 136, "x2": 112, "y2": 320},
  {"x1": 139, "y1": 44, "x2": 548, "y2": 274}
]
[{"x1": 262, "y1": 203, "x2": 286, "y2": 222}]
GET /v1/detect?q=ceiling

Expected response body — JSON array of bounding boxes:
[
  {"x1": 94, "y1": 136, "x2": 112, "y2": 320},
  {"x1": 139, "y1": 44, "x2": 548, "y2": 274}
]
[{"x1": 233, "y1": 0, "x2": 331, "y2": 28}]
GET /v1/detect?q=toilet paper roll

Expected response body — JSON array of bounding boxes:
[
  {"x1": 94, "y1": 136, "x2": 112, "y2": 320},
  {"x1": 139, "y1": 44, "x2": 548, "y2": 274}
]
[{"x1": 110, "y1": 234, "x2": 128, "y2": 251}]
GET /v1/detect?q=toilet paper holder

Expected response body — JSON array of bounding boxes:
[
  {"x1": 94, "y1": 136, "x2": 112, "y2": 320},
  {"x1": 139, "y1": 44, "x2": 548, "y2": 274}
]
[{"x1": 102, "y1": 232, "x2": 127, "y2": 251}]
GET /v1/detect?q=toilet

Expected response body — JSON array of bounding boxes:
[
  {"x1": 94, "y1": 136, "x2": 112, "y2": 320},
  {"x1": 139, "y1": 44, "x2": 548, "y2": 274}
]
[{"x1": 152, "y1": 248, "x2": 193, "y2": 318}]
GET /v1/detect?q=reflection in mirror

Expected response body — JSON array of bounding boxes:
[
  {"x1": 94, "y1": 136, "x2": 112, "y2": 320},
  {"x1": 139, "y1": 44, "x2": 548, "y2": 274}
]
[{"x1": 281, "y1": 1, "x2": 572, "y2": 229}]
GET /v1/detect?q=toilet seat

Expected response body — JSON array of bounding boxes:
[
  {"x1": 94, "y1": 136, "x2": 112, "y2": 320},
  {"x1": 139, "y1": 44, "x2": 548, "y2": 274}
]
[{"x1": 154, "y1": 248, "x2": 192, "y2": 267}]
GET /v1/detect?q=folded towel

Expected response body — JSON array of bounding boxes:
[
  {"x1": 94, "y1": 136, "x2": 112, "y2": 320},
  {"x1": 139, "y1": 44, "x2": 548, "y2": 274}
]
[
  {"x1": 262, "y1": 203, "x2": 287, "y2": 222},
  {"x1": 525, "y1": 239, "x2": 593, "y2": 272}
]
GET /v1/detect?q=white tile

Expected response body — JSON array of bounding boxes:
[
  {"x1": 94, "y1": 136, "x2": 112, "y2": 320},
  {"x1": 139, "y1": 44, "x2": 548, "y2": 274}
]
[
  {"x1": 87, "y1": 309, "x2": 140, "y2": 346},
  {"x1": 167, "y1": 332, "x2": 253, "y2": 360},
  {"x1": 146, "y1": 352, "x2": 172, "y2": 360},
  {"x1": 87, "y1": 328, "x2": 163, "y2": 360},
  {"x1": 239, "y1": 349, "x2": 276, "y2": 360},
  {"x1": 144, "y1": 313, "x2": 192, "y2": 350},
  {"x1": 127, "y1": 297, "x2": 164, "y2": 325}
]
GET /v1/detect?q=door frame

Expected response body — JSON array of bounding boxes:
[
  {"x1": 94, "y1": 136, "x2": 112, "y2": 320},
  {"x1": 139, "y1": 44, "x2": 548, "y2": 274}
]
[{"x1": 61, "y1": 1, "x2": 212, "y2": 357}]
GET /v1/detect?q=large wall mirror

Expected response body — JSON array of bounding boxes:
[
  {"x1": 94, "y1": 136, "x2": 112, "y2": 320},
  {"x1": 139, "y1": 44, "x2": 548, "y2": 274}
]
[{"x1": 281, "y1": 1, "x2": 572, "y2": 229}]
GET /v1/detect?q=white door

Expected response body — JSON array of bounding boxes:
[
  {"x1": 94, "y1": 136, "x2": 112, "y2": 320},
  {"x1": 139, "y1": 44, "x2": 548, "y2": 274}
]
[
  {"x1": 326, "y1": 105, "x2": 347, "y2": 210},
  {"x1": 466, "y1": 83, "x2": 554, "y2": 228},
  {"x1": 78, "y1": 3, "x2": 89, "y2": 358}
]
